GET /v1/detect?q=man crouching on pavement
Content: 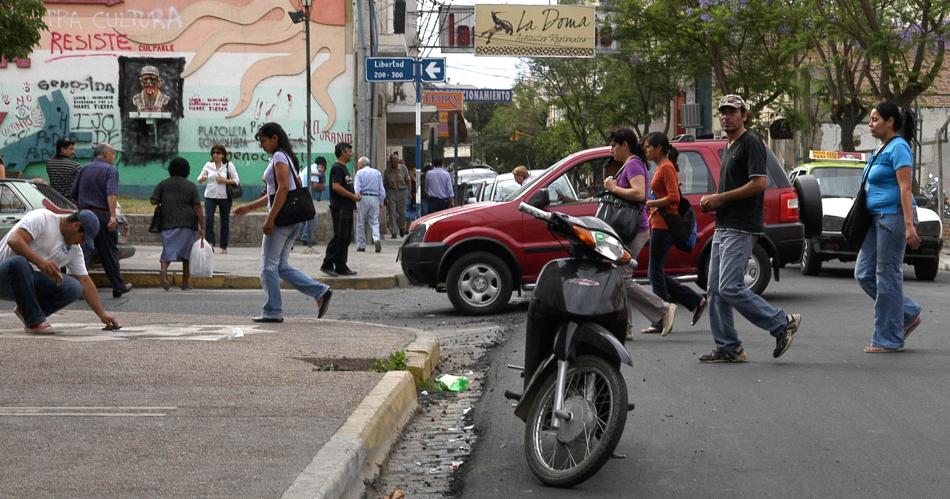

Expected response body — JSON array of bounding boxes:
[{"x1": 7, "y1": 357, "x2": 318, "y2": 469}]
[{"x1": 0, "y1": 209, "x2": 119, "y2": 334}]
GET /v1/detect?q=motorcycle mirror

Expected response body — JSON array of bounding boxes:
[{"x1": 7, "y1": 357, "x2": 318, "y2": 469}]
[{"x1": 527, "y1": 188, "x2": 551, "y2": 209}]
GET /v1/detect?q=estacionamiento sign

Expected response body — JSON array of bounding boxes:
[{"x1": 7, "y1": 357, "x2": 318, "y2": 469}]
[{"x1": 474, "y1": 4, "x2": 596, "y2": 57}]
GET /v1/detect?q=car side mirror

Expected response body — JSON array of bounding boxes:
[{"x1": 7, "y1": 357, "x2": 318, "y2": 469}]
[{"x1": 527, "y1": 188, "x2": 550, "y2": 209}]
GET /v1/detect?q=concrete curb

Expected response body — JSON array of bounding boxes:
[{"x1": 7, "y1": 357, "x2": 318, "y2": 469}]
[
  {"x1": 281, "y1": 327, "x2": 440, "y2": 499},
  {"x1": 90, "y1": 271, "x2": 410, "y2": 291},
  {"x1": 281, "y1": 372, "x2": 417, "y2": 499}
]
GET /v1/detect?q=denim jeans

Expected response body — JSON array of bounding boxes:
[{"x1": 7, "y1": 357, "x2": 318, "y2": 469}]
[
  {"x1": 204, "y1": 197, "x2": 232, "y2": 249},
  {"x1": 299, "y1": 209, "x2": 318, "y2": 244},
  {"x1": 0, "y1": 256, "x2": 84, "y2": 326},
  {"x1": 854, "y1": 214, "x2": 921, "y2": 349},
  {"x1": 649, "y1": 229, "x2": 702, "y2": 311},
  {"x1": 260, "y1": 223, "x2": 330, "y2": 319},
  {"x1": 707, "y1": 229, "x2": 786, "y2": 352}
]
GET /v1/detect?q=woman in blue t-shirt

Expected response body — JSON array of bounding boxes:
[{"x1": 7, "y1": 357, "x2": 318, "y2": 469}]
[{"x1": 855, "y1": 101, "x2": 922, "y2": 353}]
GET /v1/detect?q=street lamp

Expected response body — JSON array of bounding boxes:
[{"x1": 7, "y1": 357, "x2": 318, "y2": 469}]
[{"x1": 289, "y1": 0, "x2": 313, "y2": 200}]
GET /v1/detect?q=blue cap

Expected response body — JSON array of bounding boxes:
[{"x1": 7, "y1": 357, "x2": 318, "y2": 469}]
[{"x1": 77, "y1": 210, "x2": 100, "y2": 248}]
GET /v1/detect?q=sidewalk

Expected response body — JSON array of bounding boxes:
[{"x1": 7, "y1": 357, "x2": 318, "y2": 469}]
[
  {"x1": 93, "y1": 238, "x2": 409, "y2": 291},
  {"x1": 0, "y1": 309, "x2": 439, "y2": 498}
]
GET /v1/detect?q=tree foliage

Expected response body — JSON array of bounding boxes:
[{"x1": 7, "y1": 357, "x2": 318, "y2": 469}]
[{"x1": 0, "y1": 0, "x2": 47, "y2": 60}]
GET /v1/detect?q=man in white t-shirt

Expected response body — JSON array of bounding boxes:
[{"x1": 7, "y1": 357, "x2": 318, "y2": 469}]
[{"x1": 0, "y1": 209, "x2": 119, "y2": 334}]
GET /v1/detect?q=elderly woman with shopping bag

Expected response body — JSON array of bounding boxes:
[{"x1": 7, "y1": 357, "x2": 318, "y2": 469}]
[{"x1": 150, "y1": 157, "x2": 205, "y2": 291}]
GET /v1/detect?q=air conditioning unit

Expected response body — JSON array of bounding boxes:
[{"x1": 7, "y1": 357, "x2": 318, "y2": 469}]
[{"x1": 680, "y1": 103, "x2": 702, "y2": 129}]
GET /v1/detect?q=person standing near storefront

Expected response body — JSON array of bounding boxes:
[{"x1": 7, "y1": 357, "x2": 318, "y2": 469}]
[
  {"x1": 320, "y1": 142, "x2": 360, "y2": 277},
  {"x1": 197, "y1": 144, "x2": 240, "y2": 254},
  {"x1": 46, "y1": 138, "x2": 80, "y2": 201},
  {"x1": 383, "y1": 153, "x2": 411, "y2": 238}
]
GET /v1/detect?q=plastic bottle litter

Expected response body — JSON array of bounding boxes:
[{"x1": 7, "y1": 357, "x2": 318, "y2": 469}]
[{"x1": 437, "y1": 374, "x2": 470, "y2": 392}]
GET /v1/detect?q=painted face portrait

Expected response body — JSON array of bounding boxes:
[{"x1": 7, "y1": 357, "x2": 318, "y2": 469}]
[{"x1": 132, "y1": 65, "x2": 171, "y2": 113}]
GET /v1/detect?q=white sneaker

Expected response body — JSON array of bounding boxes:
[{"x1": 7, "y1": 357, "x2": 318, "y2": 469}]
[{"x1": 660, "y1": 303, "x2": 677, "y2": 337}]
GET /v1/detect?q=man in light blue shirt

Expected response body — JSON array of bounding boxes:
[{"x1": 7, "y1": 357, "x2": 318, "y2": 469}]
[
  {"x1": 354, "y1": 156, "x2": 386, "y2": 252},
  {"x1": 425, "y1": 159, "x2": 454, "y2": 213}
]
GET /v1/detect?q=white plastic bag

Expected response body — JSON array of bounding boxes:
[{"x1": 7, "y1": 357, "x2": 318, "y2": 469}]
[{"x1": 189, "y1": 238, "x2": 214, "y2": 278}]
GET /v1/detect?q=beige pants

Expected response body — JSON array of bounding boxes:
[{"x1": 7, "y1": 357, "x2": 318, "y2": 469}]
[{"x1": 625, "y1": 230, "x2": 668, "y2": 325}]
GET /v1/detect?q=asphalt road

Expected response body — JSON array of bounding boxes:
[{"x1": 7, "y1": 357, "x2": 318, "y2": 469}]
[{"x1": 458, "y1": 264, "x2": 950, "y2": 498}]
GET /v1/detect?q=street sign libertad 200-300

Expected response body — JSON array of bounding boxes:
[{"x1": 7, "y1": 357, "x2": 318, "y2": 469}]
[
  {"x1": 364, "y1": 57, "x2": 446, "y2": 83},
  {"x1": 365, "y1": 57, "x2": 415, "y2": 82}
]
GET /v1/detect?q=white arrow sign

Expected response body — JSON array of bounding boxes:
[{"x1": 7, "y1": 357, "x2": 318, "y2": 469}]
[{"x1": 424, "y1": 61, "x2": 442, "y2": 80}]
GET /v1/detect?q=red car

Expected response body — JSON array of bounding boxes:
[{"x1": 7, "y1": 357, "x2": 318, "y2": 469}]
[{"x1": 400, "y1": 139, "x2": 821, "y2": 315}]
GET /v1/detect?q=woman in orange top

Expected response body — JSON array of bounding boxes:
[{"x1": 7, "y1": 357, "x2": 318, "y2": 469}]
[{"x1": 641, "y1": 132, "x2": 707, "y2": 333}]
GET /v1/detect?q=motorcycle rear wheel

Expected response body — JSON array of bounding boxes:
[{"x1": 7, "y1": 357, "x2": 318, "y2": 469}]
[{"x1": 524, "y1": 355, "x2": 627, "y2": 487}]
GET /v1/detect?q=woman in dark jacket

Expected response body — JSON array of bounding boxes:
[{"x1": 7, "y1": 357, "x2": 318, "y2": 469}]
[{"x1": 151, "y1": 157, "x2": 205, "y2": 290}]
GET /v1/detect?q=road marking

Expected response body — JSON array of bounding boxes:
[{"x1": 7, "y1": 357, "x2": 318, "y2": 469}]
[
  {"x1": 0, "y1": 320, "x2": 276, "y2": 342},
  {"x1": 0, "y1": 406, "x2": 177, "y2": 417}
]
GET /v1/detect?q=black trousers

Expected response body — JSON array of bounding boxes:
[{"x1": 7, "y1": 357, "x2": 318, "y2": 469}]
[
  {"x1": 322, "y1": 207, "x2": 354, "y2": 272},
  {"x1": 84, "y1": 209, "x2": 125, "y2": 292},
  {"x1": 428, "y1": 197, "x2": 451, "y2": 213}
]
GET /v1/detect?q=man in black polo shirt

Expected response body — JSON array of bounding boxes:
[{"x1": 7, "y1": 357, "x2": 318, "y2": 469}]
[
  {"x1": 321, "y1": 142, "x2": 360, "y2": 277},
  {"x1": 698, "y1": 94, "x2": 800, "y2": 363}
]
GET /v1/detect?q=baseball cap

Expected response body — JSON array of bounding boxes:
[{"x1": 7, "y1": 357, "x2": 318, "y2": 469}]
[
  {"x1": 718, "y1": 94, "x2": 747, "y2": 110},
  {"x1": 76, "y1": 210, "x2": 100, "y2": 248},
  {"x1": 140, "y1": 65, "x2": 160, "y2": 77}
]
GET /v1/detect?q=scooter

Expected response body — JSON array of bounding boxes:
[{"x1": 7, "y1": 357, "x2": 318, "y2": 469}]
[{"x1": 505, "y1": 193, "x2": 635, "y2": 487}]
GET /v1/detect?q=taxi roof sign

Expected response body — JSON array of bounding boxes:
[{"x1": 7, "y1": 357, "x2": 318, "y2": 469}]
[{"x1": 808, "y1": 150, "x2": 867, "y2": 162}]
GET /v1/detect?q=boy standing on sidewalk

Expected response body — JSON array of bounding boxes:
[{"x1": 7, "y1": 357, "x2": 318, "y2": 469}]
[{"x1": 698, "y1": 95, "x2": 801, "y2": 363}]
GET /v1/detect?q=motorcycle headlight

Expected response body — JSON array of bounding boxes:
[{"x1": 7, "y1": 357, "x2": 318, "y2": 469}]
[{"x1": 573, "y1": 226, "x2": 630, "y2": 264}]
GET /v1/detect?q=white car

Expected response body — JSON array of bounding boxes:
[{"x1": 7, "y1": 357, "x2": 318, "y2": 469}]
[{"x1": 789, "y1": 152, "x2": 943, "y2": 280}]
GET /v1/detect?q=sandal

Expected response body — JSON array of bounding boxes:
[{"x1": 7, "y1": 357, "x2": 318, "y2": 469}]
[
  {"x1": 863, "y1": 345, "x2": 904, "y2": 353},
  {"x1": 640, "y1": 326, "x2": 661, "y2": 334}
]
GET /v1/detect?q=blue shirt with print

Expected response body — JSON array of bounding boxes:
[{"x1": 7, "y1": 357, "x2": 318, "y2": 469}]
[{"x1": 864, "y1": 137, "x2": 914, "y2": 215}]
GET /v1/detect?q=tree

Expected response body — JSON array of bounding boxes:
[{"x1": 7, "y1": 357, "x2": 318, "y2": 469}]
[
  {"x1": 618, "y1": 0, "x2": 814, "y2": 120},
  {"x1": 0, "y1": 0, "x2": 47, "y2": 60},
  {"x1": 810, "y1": 0, "x2": 950, "y2": 150},
  {"x1": 479, "y1": 79, "x2": 567, "y2": 170}
]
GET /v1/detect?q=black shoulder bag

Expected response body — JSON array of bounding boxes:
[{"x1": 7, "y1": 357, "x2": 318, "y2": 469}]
[
  {"x1": 842, "y1": 138, "x2": 893, "y2": 248},
  {"x1": 225, "y1": 163, "x2": 243, "y2": 199},
  {"x1": 658, "y1": 178, "x2": 696, "y2": 252},
  {"x1": 271, "y1": 154, "x2": 316, "y2": 226},
  {"x1": 594, "y1": 163, "x2": 644, "y2": 242}
]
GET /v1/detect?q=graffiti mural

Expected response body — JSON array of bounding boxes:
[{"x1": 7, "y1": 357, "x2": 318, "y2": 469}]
[{"x1": 0, "y1": 0, "x2": 353, "y2": 196}]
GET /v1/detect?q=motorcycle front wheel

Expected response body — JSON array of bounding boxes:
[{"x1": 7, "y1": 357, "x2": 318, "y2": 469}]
[{"x1": 524, "y1": 355, "x2": 628, "y2": 487}]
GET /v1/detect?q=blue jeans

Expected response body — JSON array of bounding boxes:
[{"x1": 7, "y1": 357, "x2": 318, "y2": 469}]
[
  {"x1": 0, "y1": 255, "x2": 84, "y2": 326},
  {"x1": 299, "y1": 209, "x2": 318, "y2": 244},
  {"x1": 707, "y1": 229, "x2": 786, "y2": 352},
  {"x1": 854, "y1": 214, "x2": 921, "y2": 349},
  {"x1": 260, "y1": 223, "x2": 330, "y2": 319},
  {"x1": 204, "y1": 197, "x2": 232, "y2": 249}
]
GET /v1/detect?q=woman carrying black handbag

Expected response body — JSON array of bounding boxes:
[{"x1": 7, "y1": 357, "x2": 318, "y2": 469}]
[
  {"x1": 233, "y1": 122, "x2": 332, "y2": 323},
  {"x1": 601, "y1": 128, "x2": 677, "y2": 339},
  {"x1": 854, "y1": 102, "x2": 923, "y2": 353}
]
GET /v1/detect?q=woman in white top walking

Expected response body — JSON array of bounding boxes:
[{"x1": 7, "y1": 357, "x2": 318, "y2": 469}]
[{"x1": 197, "y1": 144, "x2": 240, "y2": 253}]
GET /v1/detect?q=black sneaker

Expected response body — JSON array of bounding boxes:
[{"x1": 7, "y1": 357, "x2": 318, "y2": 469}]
[
  {"x1": 773, "y1": 313, "x2": 801, "y2": 358},
  {"x1": 321, "y1": 267, "x2": 338, "y2": 277},
  {"x1": 699, "y1": 347, "x2": 747, "y2": 363}
]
